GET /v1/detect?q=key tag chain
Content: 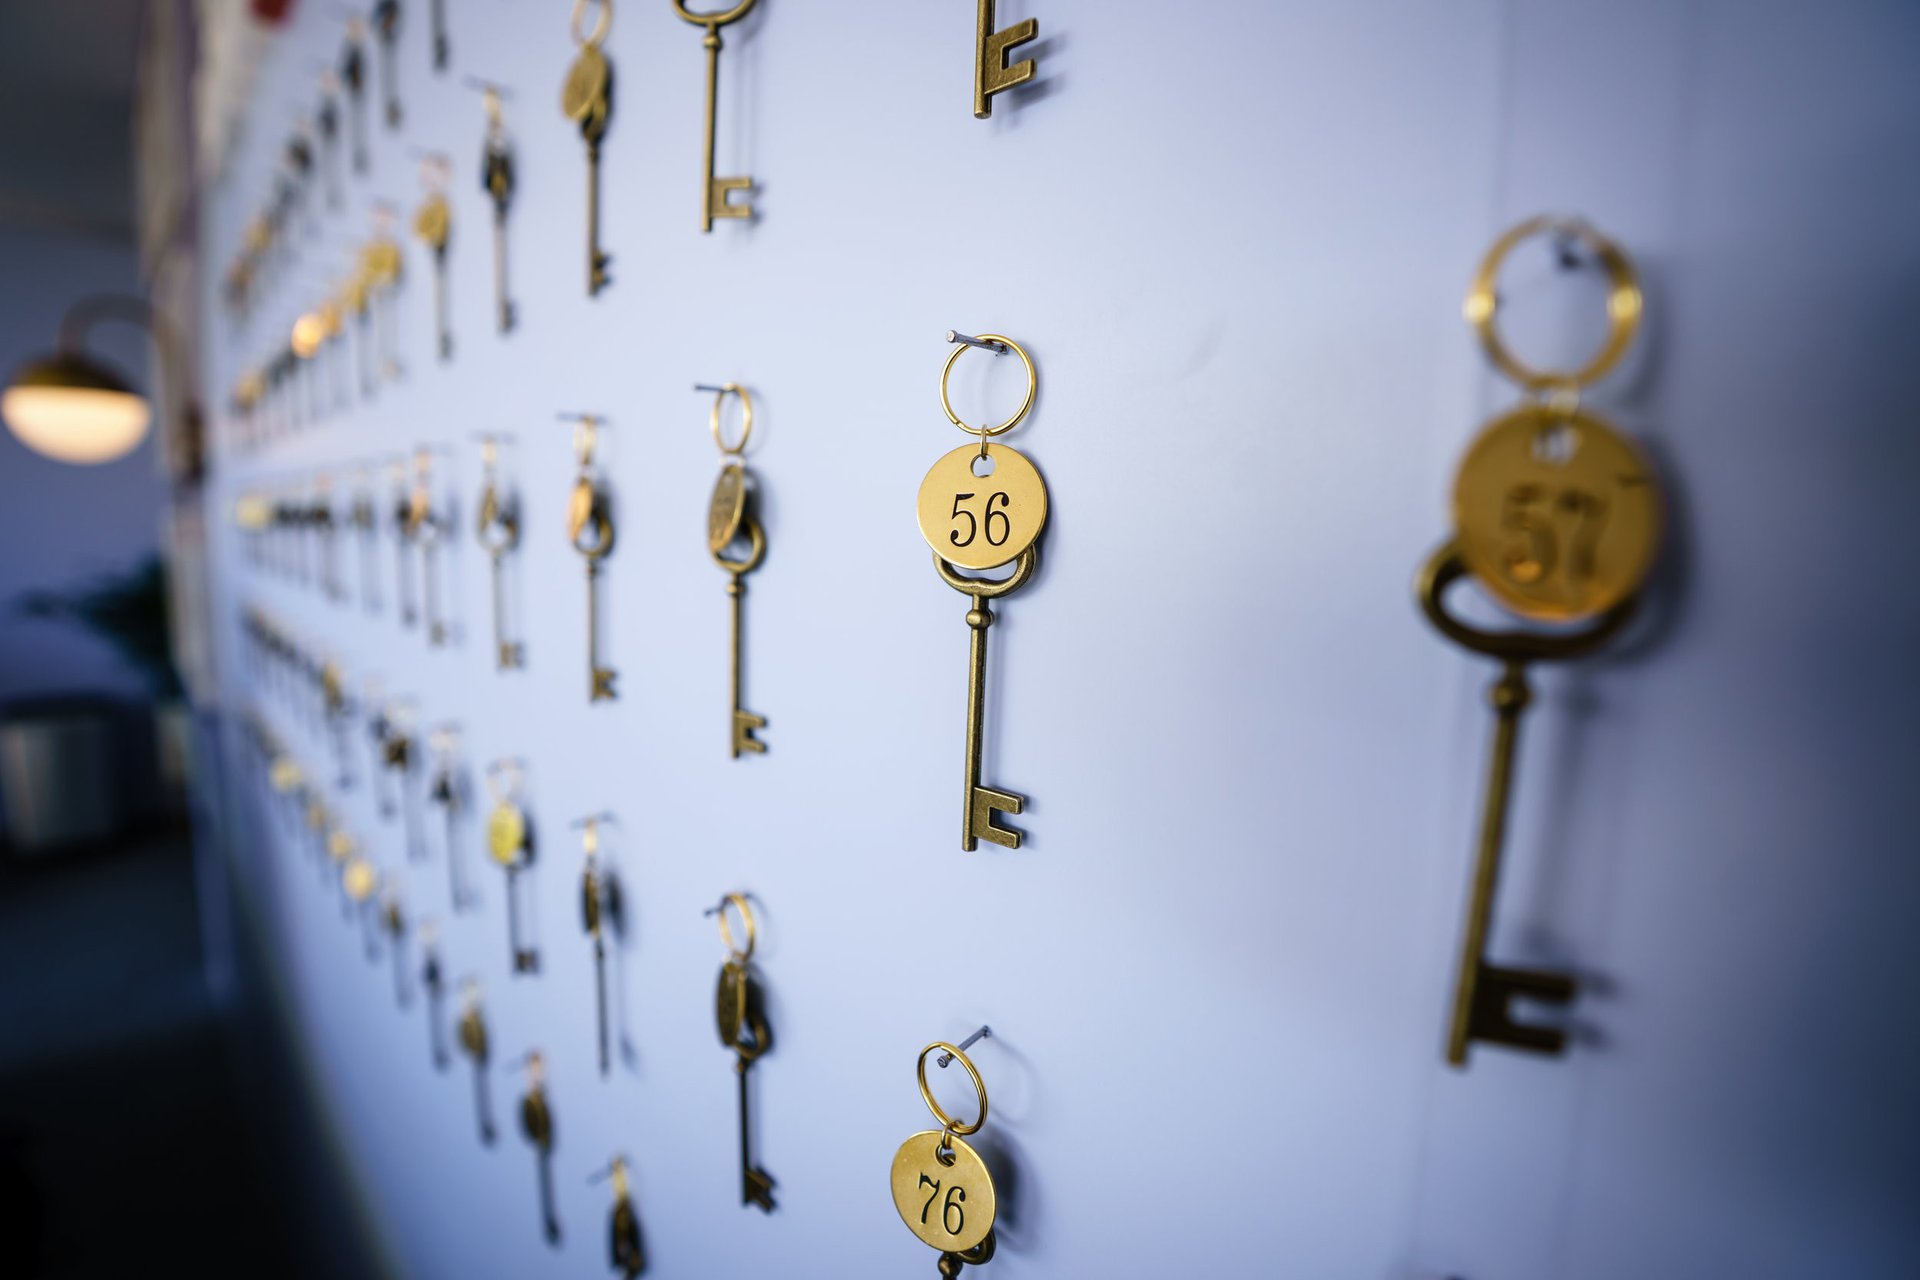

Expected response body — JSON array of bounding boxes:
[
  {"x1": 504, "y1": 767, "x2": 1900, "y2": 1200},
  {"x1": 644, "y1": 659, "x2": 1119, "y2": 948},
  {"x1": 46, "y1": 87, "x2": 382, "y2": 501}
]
[
  {"x1": 475, "y1": 433, "x2": 525, "y2": 668},
  {"x1": 562, "y1": 0, "x2": 614, "y2": 294},
  {"x1": 411, "y1": 153, "x2": 453, "y2": 361},
  {"x1": 589, "y1": 1155, "x2": 645, "y2": 1278},
  {"x1": 1417, "y1": 215, "x2": 1662, "y2": 1068},
  {"x1": 710, "y1": 893, "x2": 776, "y2": 1211},
  {"x1": 456, "y1": 979, "x2": 497, "y2": 1144},
  {"x1": 514, "y1": 1050, "x2": 561, "y2": 1243},
  {"x1": 890, "y1": 1037, "x2": 998, "y2": 1275},
  {"x1": 565, "y1": 415, "x2": 618, "y2": 702},
  {"x1": 919, "y1": 331, "x2": 1048, "y2": 851},
  {"x1": 486, "y1": 758, "x2": 539, "y2": 973},
  {"x1": 700, "y1": 382, "x2": 767, "y2": 757}
]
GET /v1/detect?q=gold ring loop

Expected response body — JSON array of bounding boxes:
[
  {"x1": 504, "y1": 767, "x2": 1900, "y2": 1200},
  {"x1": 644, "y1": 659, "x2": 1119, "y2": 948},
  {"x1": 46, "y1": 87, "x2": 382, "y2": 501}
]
[
  {"x1": 916, "y1": 1042, "x2": 988, "y2": 1136},
  {"x1": 709, "y1": 383, "x2": 753, "y2": 456},
  {"x1": 1464, "y1": 216, "x2": 1641, "y2": 393},
  {"x1": 932, "y1": 544, "x2": 1037, "y2": 600},
  {"x1": 715, "y1": 892, "x2": 756, "y2": 961},
  {"x1": 711, "y1": 515, "x2": 765, "y2": 575},
  {"x1": 571, "y1": 0, "x2": 612, "y2": 46},
  {"x1": 671, "y1": 0, "x2": 757, "y2": 27},
  {"x1": 940, "y1": 334, "x2": 1036, "y2": 439},
  {"x1": 1416, "y1": 541, "x2": 1638, "y2": 663}
]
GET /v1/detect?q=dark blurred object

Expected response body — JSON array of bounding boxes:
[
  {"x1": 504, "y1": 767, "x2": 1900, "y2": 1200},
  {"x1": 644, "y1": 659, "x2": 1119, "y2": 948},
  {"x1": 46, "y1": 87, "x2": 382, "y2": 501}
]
[{"x1": 14, "y1": 555, "x2": 181, "y2": 700}]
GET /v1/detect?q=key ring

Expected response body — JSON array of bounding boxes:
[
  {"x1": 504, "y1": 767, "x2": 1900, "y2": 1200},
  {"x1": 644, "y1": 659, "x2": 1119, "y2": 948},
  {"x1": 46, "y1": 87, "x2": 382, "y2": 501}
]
[
  {"x1": 940, "y1": 334, "x2": 1036, "y2": 451},
  {"x1": 916, "y1": 1041, "x2": 988, "y2": 1136},
  {"x1": 672, "y1": 0, "x2": 757, "y2": 29},
  {"x1": 1464, "y1": 215, "x2": 1641, "y2": 395},
  {"x1": 572, "y1": 415, "x2": 600, "y2": 469},
  {"x1": 571, "y1": 0, "x2": 611, "y2": 46},
  {"x1": 715, "y1": 892, "x2": 756, "y2": 962},
  {"x1": 708, "y1": 383, "x2": 753, "y2": 456}
]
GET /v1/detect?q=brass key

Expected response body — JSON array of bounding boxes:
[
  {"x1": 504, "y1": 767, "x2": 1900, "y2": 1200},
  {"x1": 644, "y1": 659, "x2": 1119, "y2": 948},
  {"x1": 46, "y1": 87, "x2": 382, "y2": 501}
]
[
  {"x1": 562, "y1": 2, "x2": 614, "y2": 295},
  {"x1": 420, "y1": 921, "x2": 449, "y2": 1069},
  {"x1": 428, "y1": 724, "x2": 474, "y2": 911},
  {"x1": 390, "y1": 460, "x2": 418, "y2": 627},
  {"x1": 475, "y1": 434, "x2": 524, "y2": 668},
  {"x1": 1420, "y1": 216, "x2": 1661, "y2": 1067},
  {"x1": 672, "y1": 0, "x2": 757, "y2": 231},
  {"x1": 456, "y1": 980, "x2": 496, "y2": 1144},
  {"x1": 517, "y1": 1053, "x2": 562, "y2": 1243},
  {"x1": 406, "y1": 449, "x2": 447, "y2": 645},
  {"x1": 479, "y1": 86, "x2": 517, "y2": 333},
  {"x1": 431, "y1": 0, "x2": 448, "y2": 69},
  {"x1": 701, "y1": 383, "x2": 767, "y2": 756},
  {"x1": 576, "y1": 815, "x2": 615, "y2": 1076},
  {"x1": 341, "y1": 21, "x2": 369, "y2": 174},
  {"x1": 919, "y1": 332, "x2": 1051, "y2": 851},
  {"x1": 565, "y1": 415, "x2": 617, "y2": 702},
  {"x1": 972, "y1": 0, "x2": 1039, "y2": 119},
  {"x1": 943, "y1": 551, "x2": 1035, "y2": 851},
  {"x1": 382, "y1": 888, "x2": 410, "y2": 1008},
  {"x1": 352, "y1": 475, "x2": 382, "y2": 612},
  {"x1": 590, "y1": 1157, "x2": 645, "y2": 1279},
  {"x1": 373, "y1": 0, "x2": 402, "y2": 127},
  {"x1": 711, "y1": 894, "x2": 774, "y2": 1212},
  {"x1": 412, "y1": 159, "x2": 453, "y2": 362},
  {"x1": 487, "y1": 761, "x2": 539, "y2": 973}
]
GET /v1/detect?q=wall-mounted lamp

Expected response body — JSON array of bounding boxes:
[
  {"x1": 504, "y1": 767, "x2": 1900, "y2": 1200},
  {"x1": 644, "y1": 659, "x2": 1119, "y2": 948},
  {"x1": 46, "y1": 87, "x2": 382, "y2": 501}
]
[{"x1": 1, "y1": 295, "x2": 184, "y2": 467}]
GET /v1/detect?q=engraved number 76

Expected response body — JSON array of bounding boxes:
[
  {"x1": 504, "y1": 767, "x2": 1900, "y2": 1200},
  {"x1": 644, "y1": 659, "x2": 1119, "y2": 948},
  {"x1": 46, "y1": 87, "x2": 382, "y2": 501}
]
[
  {"x1": 949, "y1": 492, "x2": 1012, "y2": 549},
  {"x1": 917, "y1": 1173, "x2": 967, "y2": 1235}
]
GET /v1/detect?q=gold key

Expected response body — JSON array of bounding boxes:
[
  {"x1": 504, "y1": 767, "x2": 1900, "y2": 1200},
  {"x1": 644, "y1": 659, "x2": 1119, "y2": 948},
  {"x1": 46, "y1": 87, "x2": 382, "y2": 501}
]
[
  {"x1": 671, "y1": 0, "x2": 758, "y2": 231},
  {"x1": 710, "y1": 894, "x2": 774, "y2": 1211},
  {"x1": 890, "y1": 1031, "x2": 999, "y2": 1275},
  {"x1": 405, "y1": 449, "x2": 448, "y2": 645},
  {"x1": 412, "y1": 156, "x2": 453, "y2": 362},
  {"x1": 700, "y1": 383, "x2": 767, "y2": 756},
  {"x1": 381, "y1": 884, "x2": 410, "y2": 1007},
  {"x1": 456, "y1": 980, "x2": 497, "y2": 1144},
  {"x1": 381, "y1": 704, "x2": 428, "y2": 864},
  {"x1": 516, "y1": 1052, "x2": 561, "y2": 1243},
  {"x1": 343, "y1": 854, "x2": 380, "y2": 957},
  {"x1": 321, "y1": 659, "x2": 354, "y2": 787},
  {"x1": 475, "y1": 433, "x2": 524, "y2": 668},
  {"x1": 478, "y1": 85, "x2": 517, "y2": 333},
  {"x1": 590, "y1": 1156, "x2": 645, "y2": 1278},
  {"x1": 352, "y1": 471, "x2": 382, "y2": 612},
  {"x1": 919, "y1": 332, "x2": 1049, "y2": 851},
  {"x1": 362, "y1": 212, "x2": 405, "y2": 383},
  {"x1": 487, "y1": 759, "x2": 539, "y2": 973},
  {"x1": 972, "y1": 0, "x2": 1038, "y2": 119},
  {"x1": 1419, "y1": 216, "x2": 1661, "y2": 1068},
  {"x1": 562, "y1": 1, "x2": 614, "y2": 295},
  {"x1": 564, "y1": 415, "x2": 618, "y2": 702}
]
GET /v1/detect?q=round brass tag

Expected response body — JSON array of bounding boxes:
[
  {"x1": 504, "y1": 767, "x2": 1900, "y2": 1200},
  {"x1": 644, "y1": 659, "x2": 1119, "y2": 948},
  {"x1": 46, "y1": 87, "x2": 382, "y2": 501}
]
[
  {"x1": 342, "y1": 857, "x2": 376, "y2": 902},
  {"x1": 889, "y1": 1131, "x2": 996, "y2": 1253},
  {"x1": 715, "y1": 961, "x2": 745, "y2": 1047},
  {"x1": 1452, "y1": 404, "x2": 1661, "y2": 622},
  {"x1": 487, "y1": 802, "x2": 526, "y2": 866},
  {"x1": 916, "y1": 443, "x2": 1047, "y2": 571},
  {"x1": 708, "y1": 464, "x2": 747, "y2": 553},
  {"x1": 413, "y1": 196, "x2": 450, "y2": 248},
  {"x1": 562, "y1": 46, "x2": 608, "y2": 122}
]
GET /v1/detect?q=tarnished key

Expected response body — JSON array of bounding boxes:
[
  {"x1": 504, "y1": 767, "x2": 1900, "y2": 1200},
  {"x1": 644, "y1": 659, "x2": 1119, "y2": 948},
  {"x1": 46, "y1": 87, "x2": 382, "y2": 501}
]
[
  {"x1": 566, "y1": 417, "x2": 618, "y2": 702},
  {"x1": 672, "y1": 0, "x2": 758, "y2": 231},
  {"x1": 714, "y1": 897, "x2": 775, "y2": 1212},
  {"x1": 421, "y1": 923, "x2": 449, "y2": 1069},
  {"x1": 972, "y1": 0, "x2": 1038, "y2": 119},
  {"x1": 582, "y1": 104, "x2": 611, "y2": 294},
  {"x1": 456, "y1": 983, "x2": 496, "y2": 1144},
  {"x1": 373, "y1": 0, "x2": 402, "y2": 127},
  {"x1": 726, "y1": 575, "x2": 766, "y2": 757},
  {"x1": 562, "y1": 12, "x2": 614, "y2": 295},
  {"x1": 481, "y1": 88, "x2": 517, "y2": 332},
  {"x1": 518, "y1": 1054, "x2": 561, "y2": 1243},
  {"x1": 943, "y1": 550, "x2": 1037, "y2": 851},
  {"x1": 1446, "y1": 660, "x2": 1576, "y2": 1065},
  {"x1": 392, "y1": 463, "x2": 418, "y2": 627}
]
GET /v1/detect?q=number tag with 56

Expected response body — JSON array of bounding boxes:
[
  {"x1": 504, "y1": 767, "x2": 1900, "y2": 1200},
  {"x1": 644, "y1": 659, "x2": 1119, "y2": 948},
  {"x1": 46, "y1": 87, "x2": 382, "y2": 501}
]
[{"x1": 916, "y1": 443, "x2": 1047, "y2": 572}]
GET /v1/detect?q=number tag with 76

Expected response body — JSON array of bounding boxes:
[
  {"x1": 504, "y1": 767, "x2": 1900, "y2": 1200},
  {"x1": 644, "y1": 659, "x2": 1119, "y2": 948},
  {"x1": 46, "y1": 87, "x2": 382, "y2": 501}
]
[{"x1": 889, "y1": 1130, "x2": 996, "y2": 1253}]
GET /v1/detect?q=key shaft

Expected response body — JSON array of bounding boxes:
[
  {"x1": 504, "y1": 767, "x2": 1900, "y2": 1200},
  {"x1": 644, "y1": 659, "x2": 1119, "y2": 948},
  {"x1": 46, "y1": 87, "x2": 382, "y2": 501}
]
[
  {"x1": 728, "y1": 575, "x2": 766, "y2": 756},
  {"x1": 587, "y1": 559, "x2": 617, "y2": 701},
  {"x1": 961, "y1": 595, "x2": 1024, "y2": 850},
  {"x1": 736, "y1": 1056, "x2": 775, "y2": 1211},
  {"x1": 697, "y1": 29, "x2": 752, "y2": 230}
]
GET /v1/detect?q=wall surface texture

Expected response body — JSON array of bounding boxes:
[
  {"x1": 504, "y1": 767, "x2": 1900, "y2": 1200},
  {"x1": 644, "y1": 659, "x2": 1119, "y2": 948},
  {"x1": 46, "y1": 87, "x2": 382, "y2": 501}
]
[{"x1": 199, "y1": 3, "x2": 1920, "y2": 1278}]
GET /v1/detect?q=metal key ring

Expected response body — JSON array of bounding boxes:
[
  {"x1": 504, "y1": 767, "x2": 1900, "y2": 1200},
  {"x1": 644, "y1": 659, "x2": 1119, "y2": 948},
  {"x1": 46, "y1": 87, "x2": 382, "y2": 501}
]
[
  {"x1": 1415, "y1": 540, "x2": 1638, "y2": 662},
  {"x1": 1464, "y1": 215, "x2": 1641, "y2": 394},
  {"x1": 672, "y1": 0, "x2": 758, "y2": 28},
  {"x1": 709, "y1": 383, "x2": 753, "y2": 455},
  {"x1": 571, "y1": 0, "x2": 612, "y2": 46},
  {"x1": 932, "y1": 544, "x2": 1037, "y2": 599},
  {"x1": 715, "y1": 892, "x2": 756, "y2": 961},
  {"x1": 917, "y1": 1042, "x2": 988, "y2": 1136},
  {"x1": 940, "y1": 333, "x2": 1036, "y2": 439},
  {"x1": 711, "y1": 515, "x2": 765, "y2": 575}
]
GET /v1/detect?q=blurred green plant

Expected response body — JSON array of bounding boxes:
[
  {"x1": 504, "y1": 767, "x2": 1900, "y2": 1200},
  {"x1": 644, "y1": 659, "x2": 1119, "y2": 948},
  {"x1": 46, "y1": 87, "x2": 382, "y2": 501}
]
[{"x1": 13, "y1": 555, "x2": 182, "y2": 699}]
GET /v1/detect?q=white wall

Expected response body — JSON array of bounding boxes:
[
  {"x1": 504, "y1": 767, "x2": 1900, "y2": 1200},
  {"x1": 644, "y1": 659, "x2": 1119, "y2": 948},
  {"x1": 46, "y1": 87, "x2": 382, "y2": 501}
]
[{"x1": 201, "y1": 3, "x2": 1920, "y2": 1278}]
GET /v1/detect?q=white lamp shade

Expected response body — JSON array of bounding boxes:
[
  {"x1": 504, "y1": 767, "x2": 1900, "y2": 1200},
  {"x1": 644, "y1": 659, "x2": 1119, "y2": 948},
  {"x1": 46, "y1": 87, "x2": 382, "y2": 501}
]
[{"x1": 2, "y1": 353, "x2": 151, "y2": 465}]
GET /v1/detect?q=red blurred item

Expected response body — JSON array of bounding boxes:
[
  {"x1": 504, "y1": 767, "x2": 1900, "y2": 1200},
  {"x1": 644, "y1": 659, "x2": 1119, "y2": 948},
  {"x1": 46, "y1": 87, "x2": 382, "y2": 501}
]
[{"x1": 252, "y1": 0, "x2": 296, "y2": 24}]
